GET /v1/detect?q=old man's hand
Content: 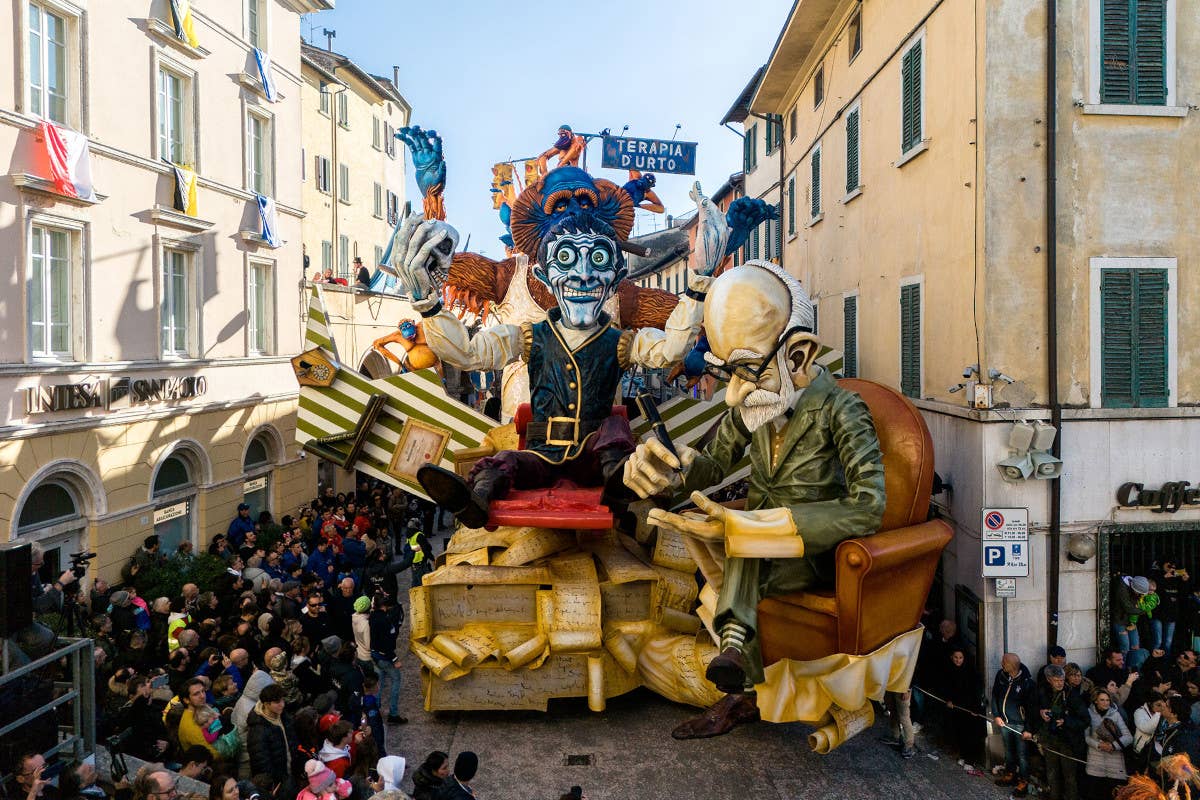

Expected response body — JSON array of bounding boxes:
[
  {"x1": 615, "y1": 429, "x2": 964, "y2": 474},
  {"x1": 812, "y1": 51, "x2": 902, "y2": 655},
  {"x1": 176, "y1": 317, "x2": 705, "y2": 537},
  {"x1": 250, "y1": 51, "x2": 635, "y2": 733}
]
[
  {"x1": 647, "y1": 491, "x2": 728, "y2": 541},
  {"x1": 623, "y1": 439, "x2": 696, "y2": 499}
]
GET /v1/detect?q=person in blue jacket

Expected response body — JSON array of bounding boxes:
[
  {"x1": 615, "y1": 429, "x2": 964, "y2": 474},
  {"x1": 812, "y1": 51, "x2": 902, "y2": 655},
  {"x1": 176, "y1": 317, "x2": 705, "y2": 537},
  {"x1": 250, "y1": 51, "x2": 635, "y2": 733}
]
[{"x1": 227, "y1": 503, "x2": 255, "y2": 549}]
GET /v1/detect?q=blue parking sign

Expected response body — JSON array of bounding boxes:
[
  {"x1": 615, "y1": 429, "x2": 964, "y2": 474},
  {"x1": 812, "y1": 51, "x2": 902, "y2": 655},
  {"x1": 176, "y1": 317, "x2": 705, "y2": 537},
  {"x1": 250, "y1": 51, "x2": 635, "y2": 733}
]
[{"x1": 984, "y1": 546, "x2": 1006, "y2": 567}]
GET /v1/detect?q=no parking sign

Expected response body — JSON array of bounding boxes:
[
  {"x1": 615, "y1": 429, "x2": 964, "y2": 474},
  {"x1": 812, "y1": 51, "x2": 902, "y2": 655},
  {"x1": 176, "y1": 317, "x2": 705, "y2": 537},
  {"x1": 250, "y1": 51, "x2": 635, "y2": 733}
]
[{"x1": 981, "y1": 507, "x2": 1029, "y2": 577}]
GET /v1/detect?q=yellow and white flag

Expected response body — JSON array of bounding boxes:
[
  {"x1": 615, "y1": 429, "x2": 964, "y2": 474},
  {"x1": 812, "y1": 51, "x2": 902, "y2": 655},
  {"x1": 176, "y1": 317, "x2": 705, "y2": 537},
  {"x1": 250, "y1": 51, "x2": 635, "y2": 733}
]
[
  {"x1": 171, "y1": 163, "x2": 198, "y2": 216},
  {"x1": 169, "y1": 0, "x2": 199, "y2": 48}
]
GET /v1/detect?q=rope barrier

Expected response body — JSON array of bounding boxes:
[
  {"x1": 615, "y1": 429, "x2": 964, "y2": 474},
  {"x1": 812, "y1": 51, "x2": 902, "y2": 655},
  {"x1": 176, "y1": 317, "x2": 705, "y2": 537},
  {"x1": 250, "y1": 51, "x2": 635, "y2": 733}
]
[{"x1": 914, "y1": 686, "x2": 1094, "y2": 765}]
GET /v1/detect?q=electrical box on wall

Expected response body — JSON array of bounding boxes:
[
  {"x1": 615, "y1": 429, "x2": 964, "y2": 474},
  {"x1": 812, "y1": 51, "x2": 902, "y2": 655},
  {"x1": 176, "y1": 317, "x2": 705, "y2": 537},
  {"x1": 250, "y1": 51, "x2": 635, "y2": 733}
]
[{"x1": 971, "y1": 383, "x2": 993, "y2": 409}]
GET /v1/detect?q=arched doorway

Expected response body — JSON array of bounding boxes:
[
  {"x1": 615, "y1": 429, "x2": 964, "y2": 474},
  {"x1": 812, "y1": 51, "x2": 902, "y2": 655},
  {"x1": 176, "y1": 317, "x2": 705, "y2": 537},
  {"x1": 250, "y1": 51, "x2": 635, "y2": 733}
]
[
  {"x1": 16, "y1": 479, "x2": 86, "y2": 585},
  {"x1": 242, "y1": 431, "x2": 277, "y2": 521},
  {"x1": 152, "y1": 453, "x2": 197, "y2": 554}
]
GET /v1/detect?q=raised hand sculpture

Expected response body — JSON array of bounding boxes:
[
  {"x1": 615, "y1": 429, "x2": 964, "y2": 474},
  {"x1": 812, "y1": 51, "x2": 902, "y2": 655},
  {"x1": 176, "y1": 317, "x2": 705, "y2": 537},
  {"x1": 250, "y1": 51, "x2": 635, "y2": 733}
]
[{"x1": 397, "y1": 125, "x2": 447, "y2": 220}]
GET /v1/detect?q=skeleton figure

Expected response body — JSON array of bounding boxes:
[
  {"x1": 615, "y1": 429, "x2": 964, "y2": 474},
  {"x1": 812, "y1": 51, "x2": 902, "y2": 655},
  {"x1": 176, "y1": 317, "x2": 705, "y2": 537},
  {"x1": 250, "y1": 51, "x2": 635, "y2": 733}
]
[{"x1": 388, "y1": 178, "x2": 711, "y2": 527}]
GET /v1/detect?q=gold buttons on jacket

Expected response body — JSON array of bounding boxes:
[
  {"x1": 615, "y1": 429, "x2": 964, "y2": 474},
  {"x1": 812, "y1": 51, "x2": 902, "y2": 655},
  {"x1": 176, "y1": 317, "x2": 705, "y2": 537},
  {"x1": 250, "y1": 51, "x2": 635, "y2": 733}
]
[
  {"x1": 568, "y1": 403, "x2": 576, "y2": 411},
  {"x1": 569, "y1": 382, "x2": 577, "y2": 389}
]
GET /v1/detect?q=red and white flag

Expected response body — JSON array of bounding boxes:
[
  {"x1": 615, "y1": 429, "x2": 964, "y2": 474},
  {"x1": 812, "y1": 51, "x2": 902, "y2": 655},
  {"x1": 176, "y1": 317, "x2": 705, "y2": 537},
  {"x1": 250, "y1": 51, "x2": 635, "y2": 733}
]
[{"x1": 39, "y1": 120, "x2": 97, "y2": 201}]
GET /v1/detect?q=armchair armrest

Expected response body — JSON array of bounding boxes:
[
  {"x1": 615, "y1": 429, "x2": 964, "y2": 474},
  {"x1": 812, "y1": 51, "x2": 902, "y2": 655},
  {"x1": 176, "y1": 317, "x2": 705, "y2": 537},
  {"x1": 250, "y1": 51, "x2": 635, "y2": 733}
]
[{"x1": 834, "y1": 519, "x2": 953, "y2": 654}]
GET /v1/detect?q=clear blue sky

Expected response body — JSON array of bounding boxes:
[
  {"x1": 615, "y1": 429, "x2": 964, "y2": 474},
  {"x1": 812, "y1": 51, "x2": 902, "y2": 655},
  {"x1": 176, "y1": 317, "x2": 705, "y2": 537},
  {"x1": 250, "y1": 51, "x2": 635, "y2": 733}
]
[{"x1": 302, "y1": 0, "x2": 791, "y2": 258}]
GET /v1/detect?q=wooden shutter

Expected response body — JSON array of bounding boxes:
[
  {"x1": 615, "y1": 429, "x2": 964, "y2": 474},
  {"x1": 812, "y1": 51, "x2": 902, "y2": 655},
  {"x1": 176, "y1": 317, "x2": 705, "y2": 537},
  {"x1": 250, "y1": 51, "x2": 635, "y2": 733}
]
[
  {"x1": 1101, "y1": 270, "x2": 1135, "y2": 406},
  {"x1": 900, "y1": 283, "x2": 921, "y2": 398},
  {"x1": 901, "y1": 41, "x2": 922, "y2": 152},
  {"x1": 1102, "y1": 268, "x2": 1169, "y2": 407},
  {"x1": 774, "y1": 215, "x2": 782, "y2": 260},
  {"x1": 751, "y1": 225, "x2": 760, "y2": 260},
  {"x1": 810, "y1": 149, "x2": 821, "y2": 218},
  {"x1": 846, "y1": 108, "x2": 860, "y2": 193},
  {"x1": 1135, "y1": 0, "x2": 1167, "y2": 104},
  {"x1": 1102, "y1": 0, "x2": 1167, "y2": 104},
  {"x1": 743, "y1": 133, "x2": 751, "y2": 172},
  {"x1": 844, "y1": 296, "x2": 858, "y2": 378}
]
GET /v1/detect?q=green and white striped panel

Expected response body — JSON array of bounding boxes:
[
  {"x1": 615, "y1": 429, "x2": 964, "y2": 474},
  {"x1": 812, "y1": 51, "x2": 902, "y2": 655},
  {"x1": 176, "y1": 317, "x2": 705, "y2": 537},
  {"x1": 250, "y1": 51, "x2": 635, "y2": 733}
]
[
  {"x1": 304, "y1": 285, "x2": 339, "y2": 361},
  {"x1": 296, "y1": 289, "x2": 494, "y2": 500}
]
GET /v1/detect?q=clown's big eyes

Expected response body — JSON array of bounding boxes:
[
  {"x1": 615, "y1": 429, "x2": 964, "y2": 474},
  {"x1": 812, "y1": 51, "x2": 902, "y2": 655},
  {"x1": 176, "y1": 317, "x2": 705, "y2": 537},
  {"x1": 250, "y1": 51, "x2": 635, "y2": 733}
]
[
  {"x1": 555, "y1": 247, "x2": 577, "y2": 265},
  {"x1": 590, "y1": 249, "x2": 611, "y2": 267},
  {"x1": 554, "y1": 201, "x2": 569, "y2": 213}
]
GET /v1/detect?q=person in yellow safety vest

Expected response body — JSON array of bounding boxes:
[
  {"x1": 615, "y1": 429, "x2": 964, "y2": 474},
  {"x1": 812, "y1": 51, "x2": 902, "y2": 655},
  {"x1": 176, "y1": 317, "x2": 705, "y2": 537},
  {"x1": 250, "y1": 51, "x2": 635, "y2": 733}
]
[{"x1": 405, "y1": 521, "x2": 433, "y2": 588}]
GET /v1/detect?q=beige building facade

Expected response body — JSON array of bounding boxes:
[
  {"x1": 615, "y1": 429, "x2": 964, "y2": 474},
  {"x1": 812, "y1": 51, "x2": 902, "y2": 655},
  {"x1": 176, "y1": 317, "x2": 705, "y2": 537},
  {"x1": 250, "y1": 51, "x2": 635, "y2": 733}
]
[
  {"x1": 300, "y1": 43, "x2": 410, "y2": 282},
  {"x1": 741, "y1": 0, "x2": 1199, "y2": 674},
  {"x1": 0, "y1": 0, "x2": 329, "y2": 583}
]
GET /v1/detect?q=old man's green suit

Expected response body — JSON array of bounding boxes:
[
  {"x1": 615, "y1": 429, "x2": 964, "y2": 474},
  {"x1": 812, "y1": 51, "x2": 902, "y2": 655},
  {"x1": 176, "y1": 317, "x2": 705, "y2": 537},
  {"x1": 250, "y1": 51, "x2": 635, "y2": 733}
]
[{"x1": 681, "y1": 368, "x2": 887, "y2": 683}]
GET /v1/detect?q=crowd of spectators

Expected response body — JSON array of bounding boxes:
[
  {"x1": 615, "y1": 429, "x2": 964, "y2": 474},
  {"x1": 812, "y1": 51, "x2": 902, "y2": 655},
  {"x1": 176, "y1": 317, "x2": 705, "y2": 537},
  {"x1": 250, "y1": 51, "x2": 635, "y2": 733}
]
[
  {"x1": 902, "y1": 557, "x2": 1200, "y2": 800},
  {"x1": 15, "y1": 480, "x2": 462, "y2": 800}
]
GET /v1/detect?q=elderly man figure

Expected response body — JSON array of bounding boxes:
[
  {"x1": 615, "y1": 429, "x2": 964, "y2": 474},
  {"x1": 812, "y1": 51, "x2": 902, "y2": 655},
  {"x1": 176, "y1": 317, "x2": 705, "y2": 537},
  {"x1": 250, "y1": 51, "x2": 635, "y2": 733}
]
[{"x1": 624, "y1": 260, "x2": 886, "y2": 738}]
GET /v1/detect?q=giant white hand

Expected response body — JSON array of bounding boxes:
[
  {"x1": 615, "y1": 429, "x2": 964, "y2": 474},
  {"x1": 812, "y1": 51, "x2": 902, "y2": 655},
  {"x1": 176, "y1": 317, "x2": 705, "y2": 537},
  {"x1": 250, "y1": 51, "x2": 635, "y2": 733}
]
[{"x1": 387, "y1": 213, "x2": 459, "y2": 302}]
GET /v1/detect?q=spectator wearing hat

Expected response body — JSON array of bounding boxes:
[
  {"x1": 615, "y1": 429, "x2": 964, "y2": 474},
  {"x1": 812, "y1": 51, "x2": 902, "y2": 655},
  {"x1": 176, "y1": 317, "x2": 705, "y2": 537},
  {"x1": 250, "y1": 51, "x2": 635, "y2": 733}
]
[
  {"x1": 108, "y1": 590, "x2": 138, "y2": 644},
  {"x1": 354, "y1": 258, "x2": 371, "y2": 290},
  {"x1": 229, "y1": 504, "x2": 256, "y2": 550},
  {"x1": 438, "y1": 752, "x2": 478, "y2": 800},
  {"x1": 351, "y1": 596, "x2": 374, "y2": 671},
  {"x1": 298, "y1": 760, "x2": 351, "y2": 800},
  {"x1": 1113, "y1": 574, "x2": 1153, "y2": 670}
]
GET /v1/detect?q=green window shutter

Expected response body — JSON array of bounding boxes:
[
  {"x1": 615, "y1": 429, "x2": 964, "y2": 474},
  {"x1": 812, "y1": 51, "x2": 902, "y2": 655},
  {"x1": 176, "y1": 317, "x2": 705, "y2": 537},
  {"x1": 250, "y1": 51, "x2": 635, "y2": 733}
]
[
  {"x1": 901, "y1": 41, "x2": 922, "y2": 152},
  {"x1": 1101, "y1": 270, "x2": 1136, "y2": 407},
  {"x1": 1133, "y1": 269, "x2": 1169, "y2": 406},
  {"x1": 750, "y1": 124, "x2": 758, "y2": 169},
  {"x1": 743, "y1": 133, "x2": 751, "y2": 172},
  {"x1": 846, "y1": 108, "x2": 860, "y2": 193},
  {"x1": 787, "y1": 177, "x2": 796, "y2": 235},
  {"x1": 774, "y1": 215, "x2": 782, "y2": 259},
  {"x1": 1101, "y1": 268, "x2": 1169, "y2": 407},
  {"x1": 751, "y1": 225, "x2": 760, "y2": 260},
  {"x1": 843, "y1": 296, "x2": 858, "y2": 378},
  {"x1": 1102, "y1": 0, "x2": 1167, "y2": 104},
  {"x1": 900, "y1": 283, "x2": 921, "y2": 398},
  {"x1": 810, "y1": 149, "x2": 821, "y2": 218},
  {"x1": 1101, "y1": 0, "x2": 1133, "y2": 102},
  {"x1": 1134, "y1": 0, "x2": 1167, "y2": 104}
]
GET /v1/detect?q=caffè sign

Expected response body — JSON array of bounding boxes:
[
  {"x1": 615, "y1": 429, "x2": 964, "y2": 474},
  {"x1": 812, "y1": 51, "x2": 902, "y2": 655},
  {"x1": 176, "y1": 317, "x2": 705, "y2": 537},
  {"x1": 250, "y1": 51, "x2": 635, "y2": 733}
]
[
  {"x1": 1117, "y1": 481, "x2": 1199, "y2": 514},
  {"x1": 23, "y1": 376, "x2": 207, "y2": 415}
]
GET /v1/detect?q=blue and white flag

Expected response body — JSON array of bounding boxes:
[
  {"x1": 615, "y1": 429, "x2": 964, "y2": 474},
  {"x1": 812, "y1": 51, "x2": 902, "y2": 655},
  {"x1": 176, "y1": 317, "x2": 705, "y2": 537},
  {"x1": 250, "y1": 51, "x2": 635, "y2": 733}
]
[
  {"x1": 256, "y1": 194, "x2": 281, "y2": 248},
  {"x1": 253, "y1": 48, "x2": 278, "y2": 103}
]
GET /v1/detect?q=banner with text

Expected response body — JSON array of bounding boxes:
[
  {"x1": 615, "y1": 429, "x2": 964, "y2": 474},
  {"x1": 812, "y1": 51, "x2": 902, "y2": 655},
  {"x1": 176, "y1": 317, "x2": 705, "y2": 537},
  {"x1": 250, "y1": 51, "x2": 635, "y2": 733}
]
[{"x1": 601, "y1": 135, "x2": 697, "y2": 175}]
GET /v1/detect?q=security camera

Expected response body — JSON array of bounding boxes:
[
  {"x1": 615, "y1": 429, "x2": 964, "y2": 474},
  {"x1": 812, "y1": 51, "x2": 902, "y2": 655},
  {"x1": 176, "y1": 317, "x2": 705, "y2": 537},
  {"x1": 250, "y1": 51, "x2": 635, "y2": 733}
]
[
  {"x1": 996, "y1": 453, "x2": 1034, "y2": 482},
  {"x1": 963, "y1": 364, "x2": 980, "y2": 379},
  {"x1": 989, "y1": 369, "x2": 1016, "y2": 384},
  {"x1": 948, "y1": 383, "x2": 967, "y2": 393}
]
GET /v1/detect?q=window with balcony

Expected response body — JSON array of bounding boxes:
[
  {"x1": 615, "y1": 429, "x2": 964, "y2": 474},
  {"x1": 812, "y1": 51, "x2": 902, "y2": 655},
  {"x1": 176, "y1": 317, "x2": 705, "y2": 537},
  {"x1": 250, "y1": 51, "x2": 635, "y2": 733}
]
[
  {"x1": 246, "y1": 111, "x2": 273, "y2": 195},
  {"x1": 157, "y1": 66, "x2": 194, "y2": 164},
  {"x1": 28, "y1": 2, "x2": 70, "y2": 124},
  {"x1": 246, "y1": 0, "x2": 266, "y2": 50}
]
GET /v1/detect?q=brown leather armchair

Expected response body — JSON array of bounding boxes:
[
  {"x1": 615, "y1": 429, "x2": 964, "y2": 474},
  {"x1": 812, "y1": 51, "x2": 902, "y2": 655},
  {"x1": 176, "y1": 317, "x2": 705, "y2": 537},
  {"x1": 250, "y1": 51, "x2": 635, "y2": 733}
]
[{"x1": 756, "y1": 379, "x2": 953, "y2": 665}]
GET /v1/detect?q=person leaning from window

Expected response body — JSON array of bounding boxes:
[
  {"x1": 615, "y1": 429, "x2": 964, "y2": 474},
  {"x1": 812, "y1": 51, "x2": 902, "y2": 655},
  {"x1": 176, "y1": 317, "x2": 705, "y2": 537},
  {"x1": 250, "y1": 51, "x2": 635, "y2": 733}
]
[{"x1": 29, "y1": 543, "x2": 78, "y2": 615}]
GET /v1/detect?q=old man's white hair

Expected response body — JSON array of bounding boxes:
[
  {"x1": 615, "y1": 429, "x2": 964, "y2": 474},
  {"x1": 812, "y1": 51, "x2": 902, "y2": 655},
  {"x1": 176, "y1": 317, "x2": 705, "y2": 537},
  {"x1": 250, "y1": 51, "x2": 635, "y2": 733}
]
[{"x1": 741, "y1": 259, "x2": 815, "y2": 333}]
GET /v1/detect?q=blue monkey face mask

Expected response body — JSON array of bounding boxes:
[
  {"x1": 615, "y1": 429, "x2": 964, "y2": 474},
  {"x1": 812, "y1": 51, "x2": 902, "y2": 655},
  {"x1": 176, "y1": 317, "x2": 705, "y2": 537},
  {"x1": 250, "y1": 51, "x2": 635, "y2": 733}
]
[{"x1": 539, "y1": 230, "x2": 624, "y2": 329}]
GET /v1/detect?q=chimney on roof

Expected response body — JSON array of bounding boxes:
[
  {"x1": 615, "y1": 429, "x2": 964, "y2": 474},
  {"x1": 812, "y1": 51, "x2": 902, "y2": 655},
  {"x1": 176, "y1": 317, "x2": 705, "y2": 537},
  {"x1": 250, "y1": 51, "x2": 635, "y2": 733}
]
[
  {"x1": 393, "y1": 66, "x2": 399, "y2": 88},
  {"x1": 665, "y1": 215, "x2": 674, "y2": 228}
]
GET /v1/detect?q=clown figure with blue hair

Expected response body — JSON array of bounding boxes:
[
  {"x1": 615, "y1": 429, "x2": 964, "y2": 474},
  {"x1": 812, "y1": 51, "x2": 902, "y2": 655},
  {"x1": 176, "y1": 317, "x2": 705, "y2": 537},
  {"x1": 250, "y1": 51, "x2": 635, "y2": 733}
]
[{"x1": 388, "y1": 165, "x2": 713, "y2": 529}]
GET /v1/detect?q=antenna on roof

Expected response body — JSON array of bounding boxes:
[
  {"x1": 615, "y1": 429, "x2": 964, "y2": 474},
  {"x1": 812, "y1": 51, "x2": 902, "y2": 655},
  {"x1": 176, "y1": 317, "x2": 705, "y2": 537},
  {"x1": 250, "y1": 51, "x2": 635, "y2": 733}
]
[{"x1": 322, "y1": 28, "x2": 336, "y2": 52}]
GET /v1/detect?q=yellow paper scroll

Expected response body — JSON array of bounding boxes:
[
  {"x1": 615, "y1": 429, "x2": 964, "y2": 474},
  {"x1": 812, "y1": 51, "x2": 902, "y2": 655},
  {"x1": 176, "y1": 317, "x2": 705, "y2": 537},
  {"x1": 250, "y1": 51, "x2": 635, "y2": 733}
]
[{"x1": 808, "y1": 703, "x2": 876, "y2": 753}]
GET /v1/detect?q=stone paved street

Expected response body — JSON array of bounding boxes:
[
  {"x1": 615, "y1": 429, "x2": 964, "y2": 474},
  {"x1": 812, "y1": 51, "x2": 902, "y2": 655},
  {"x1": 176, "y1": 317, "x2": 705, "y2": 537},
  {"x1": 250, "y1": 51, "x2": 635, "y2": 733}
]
[{"x1": 386, "y1": 576, "x2": 1011, "y2": 800}]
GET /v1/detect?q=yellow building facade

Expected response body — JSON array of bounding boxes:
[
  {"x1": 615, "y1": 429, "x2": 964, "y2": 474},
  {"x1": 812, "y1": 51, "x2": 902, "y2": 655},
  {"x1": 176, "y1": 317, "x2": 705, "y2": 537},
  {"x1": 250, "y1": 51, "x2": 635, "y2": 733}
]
[
  {"x1": 741, "y1": 0, "x2": 1199, "y2": 673},
  {"x1": 300, "y1": 43, "x2": 409, "y2": 282}
]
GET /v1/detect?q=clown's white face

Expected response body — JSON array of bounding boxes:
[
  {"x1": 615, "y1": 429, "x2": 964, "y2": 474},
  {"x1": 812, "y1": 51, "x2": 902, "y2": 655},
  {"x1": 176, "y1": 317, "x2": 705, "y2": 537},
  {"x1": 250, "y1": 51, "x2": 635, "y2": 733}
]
[{"x1": 541, "y1": 231, "x2": 622, "y2": 329}]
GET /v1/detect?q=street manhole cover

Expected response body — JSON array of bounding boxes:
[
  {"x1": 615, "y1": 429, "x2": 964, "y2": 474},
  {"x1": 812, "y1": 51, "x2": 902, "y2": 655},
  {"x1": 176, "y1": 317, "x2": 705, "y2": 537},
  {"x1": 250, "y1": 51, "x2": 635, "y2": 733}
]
[{"x1": 564, "y1": 754, "x2": 593, "y2": 766}]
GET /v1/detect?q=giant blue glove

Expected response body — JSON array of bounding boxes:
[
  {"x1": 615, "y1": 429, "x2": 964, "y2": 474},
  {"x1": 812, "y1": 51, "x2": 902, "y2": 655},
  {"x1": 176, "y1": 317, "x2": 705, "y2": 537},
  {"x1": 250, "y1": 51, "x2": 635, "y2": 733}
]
[{"x1": 397, "y1": 125, "x2": 446, "y2": 198}]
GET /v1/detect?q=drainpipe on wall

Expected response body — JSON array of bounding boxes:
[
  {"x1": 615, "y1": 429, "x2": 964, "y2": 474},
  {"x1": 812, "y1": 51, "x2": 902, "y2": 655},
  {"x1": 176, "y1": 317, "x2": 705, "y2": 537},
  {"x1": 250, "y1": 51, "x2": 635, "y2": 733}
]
[{"x1": 1046, "y1": 0, "x2": 1063, "y2": 650}]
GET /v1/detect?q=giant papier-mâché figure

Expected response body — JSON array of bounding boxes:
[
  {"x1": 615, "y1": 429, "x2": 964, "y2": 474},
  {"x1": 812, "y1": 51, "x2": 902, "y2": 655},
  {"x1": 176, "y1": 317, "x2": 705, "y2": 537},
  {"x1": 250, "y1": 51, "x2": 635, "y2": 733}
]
[
  {"x1": 387, "y1": 164, "x2": 712, "y2": 529},
  {"x1": 623, "y1": 260, "x2": 888, "y2": 739}
]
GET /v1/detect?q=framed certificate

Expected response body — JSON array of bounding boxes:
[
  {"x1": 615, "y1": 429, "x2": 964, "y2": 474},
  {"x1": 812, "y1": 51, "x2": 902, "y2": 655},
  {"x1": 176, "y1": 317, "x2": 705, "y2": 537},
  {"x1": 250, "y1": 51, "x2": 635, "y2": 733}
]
[{"x1": 388, "y1": 418, "x2": 452, "y2": 482}]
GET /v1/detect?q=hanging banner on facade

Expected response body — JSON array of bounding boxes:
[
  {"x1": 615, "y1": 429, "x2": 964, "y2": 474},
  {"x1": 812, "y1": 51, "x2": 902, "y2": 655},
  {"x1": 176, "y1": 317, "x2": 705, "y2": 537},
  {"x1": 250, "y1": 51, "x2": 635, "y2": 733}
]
[
  {"x1": 154, "y1": 501, "x2": 189, "y2": 525},
  {"x1": 243, "y1": 477, "x2": 267, "y2": 494},
  {"x1": 601, "y1": 135, "x2": 697, "y2": 175},
  {"x1": 981, "y1": 507, "x2": 1029, "y2": 578}
]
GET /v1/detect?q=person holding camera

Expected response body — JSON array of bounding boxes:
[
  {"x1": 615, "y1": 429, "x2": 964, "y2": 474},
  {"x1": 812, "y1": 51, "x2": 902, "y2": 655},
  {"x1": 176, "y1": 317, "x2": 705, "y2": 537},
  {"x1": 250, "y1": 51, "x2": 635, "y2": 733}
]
[
  {"x1": 29, "y1": 543, "x2": 78, "y2": 615},
  {"x1": 1033, "y1": 664, "x2": 1088, "y2": 800}
]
